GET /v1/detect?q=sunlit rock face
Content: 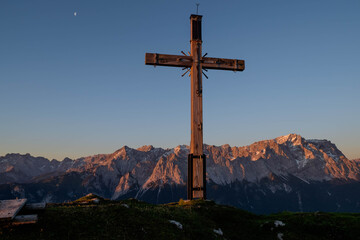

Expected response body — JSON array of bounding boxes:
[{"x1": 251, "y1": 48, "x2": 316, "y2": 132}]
[
  {"x1": 1, "y1": 134, "x2": 360, "y2": 213},
  {"x1": 206, "y1": 133, "x2": 360, "y2": 184},
  {"x1": 0, "y1": 153, "x2": 61, "y2": 184}
]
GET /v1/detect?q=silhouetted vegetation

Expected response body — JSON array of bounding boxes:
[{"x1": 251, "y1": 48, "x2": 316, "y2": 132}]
[{"x1": 1, "y1": 196, "x2": 360, "y2": 239}]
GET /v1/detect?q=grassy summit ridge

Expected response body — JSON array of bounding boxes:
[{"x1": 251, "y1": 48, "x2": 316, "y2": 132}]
[{"x1": 1, "y1": 195, "x2": 360, "y2": 239}]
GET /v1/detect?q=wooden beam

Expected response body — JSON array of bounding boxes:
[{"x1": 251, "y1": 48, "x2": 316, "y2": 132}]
[
  {"x1": 13, "y1": 214, "x2": 38, "y2": 225},
  {"x1": 145, "y1": 53, "x2": 192, "y2": 68},
  {"x1": 0, "y1": 199, "x2": 27, "y2": 221},
  {"x1": 145, "y1": 53, "x2": 245, "y2": 71},
  {"x1": 202, "y1": 57, "x2": 245, "y2": 71}
]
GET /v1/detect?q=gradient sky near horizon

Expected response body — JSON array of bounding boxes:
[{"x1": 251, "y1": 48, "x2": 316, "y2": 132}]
[{"x1": 1, "y1": 0, "x2": 359, "y2": 160}]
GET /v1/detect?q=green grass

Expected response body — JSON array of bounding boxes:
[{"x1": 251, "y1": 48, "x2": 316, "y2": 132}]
[{"x1": 1, "y1": 198, "x2": 360, "y2": 240}]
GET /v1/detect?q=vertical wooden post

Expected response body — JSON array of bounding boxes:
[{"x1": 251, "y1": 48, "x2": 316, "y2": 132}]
[
  {"x1": 190, "y1": 14, "x2": 203, "y2": 157},
  {"x1": 188, "y1": 15, "x2": 206, "y2": 200}
]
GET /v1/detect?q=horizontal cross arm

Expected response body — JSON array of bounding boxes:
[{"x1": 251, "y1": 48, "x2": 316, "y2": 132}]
[
  {"x1": 145, "y1": 53, "x2": 245, "y2": 71},
  {"x1": 145, "y1": 53, "x2": 192, "y2": 68},
  {"x1": 202, "y1": 57, "x2": 245, "y2": 71}
]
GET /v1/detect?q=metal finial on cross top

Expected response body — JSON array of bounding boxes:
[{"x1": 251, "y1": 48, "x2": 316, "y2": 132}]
[
  {"x1": 145, "y1": 15, "x2": 245, "y2": 200},
  {"x1": 196, "y1": 3, "x2": 200, "y2": 14}
]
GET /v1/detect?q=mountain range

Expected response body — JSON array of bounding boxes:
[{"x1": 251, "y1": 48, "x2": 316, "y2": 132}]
[{"x1": 1, "y1": 133, "x2": 360, "y2": 214}]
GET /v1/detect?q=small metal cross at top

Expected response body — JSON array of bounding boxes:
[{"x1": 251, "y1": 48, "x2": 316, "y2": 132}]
[{"x1": 145, "y1": 14, "x2": 245, "y2": 200}]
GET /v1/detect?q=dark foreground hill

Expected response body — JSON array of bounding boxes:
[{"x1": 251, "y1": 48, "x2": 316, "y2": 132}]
[{"x1": 1, "y1": 196, "x2": 360, "y2": 240}]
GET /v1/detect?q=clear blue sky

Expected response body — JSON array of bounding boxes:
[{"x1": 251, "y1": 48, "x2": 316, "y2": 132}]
[{"x1": 1, "y1": 0, "x2": 359, "y2": 160}]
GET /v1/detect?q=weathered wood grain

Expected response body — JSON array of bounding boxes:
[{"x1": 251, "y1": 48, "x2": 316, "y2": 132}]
[
  {"x1": 0, "y1": 199, "x2": 27, "y2": 221},
  {"x1": 145, "y1": 53, "x2": 192, "y2": 68},
  {"x1": 145, "y1": 53, "x2": 245, "y2": 71},
  {"x1": 202, "y1": 57, "x2": 245, "y2": 71},
  {"x1": 192, "y1": 157, "x2": 204, "y2": 198}
]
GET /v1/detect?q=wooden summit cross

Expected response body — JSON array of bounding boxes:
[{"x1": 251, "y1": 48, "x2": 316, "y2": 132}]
[{"x1": 145, "y1": 14, "x2": 245, "y2": 200}]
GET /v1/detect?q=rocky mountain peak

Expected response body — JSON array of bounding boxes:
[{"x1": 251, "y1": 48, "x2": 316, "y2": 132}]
[
  {"x1": 275, "y1": 133, "x2": 304, "y2": 145},
  {"x1": 62, "y1": 157, "x2": 73, "y2": 162},
  {"x1": 110, "y1": 146, "x2": 132, "y2": 160},
  {"x1": 137, "y1": 145, "x2": 154, "y2": 152},
  {"x1": 121, "y1": 145, "x2": 130, "y2": 151}
]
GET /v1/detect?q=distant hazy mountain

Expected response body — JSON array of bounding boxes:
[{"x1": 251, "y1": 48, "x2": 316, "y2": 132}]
[{"x1": 1, "y1": 134, "x2": 360, "y2": 214}]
